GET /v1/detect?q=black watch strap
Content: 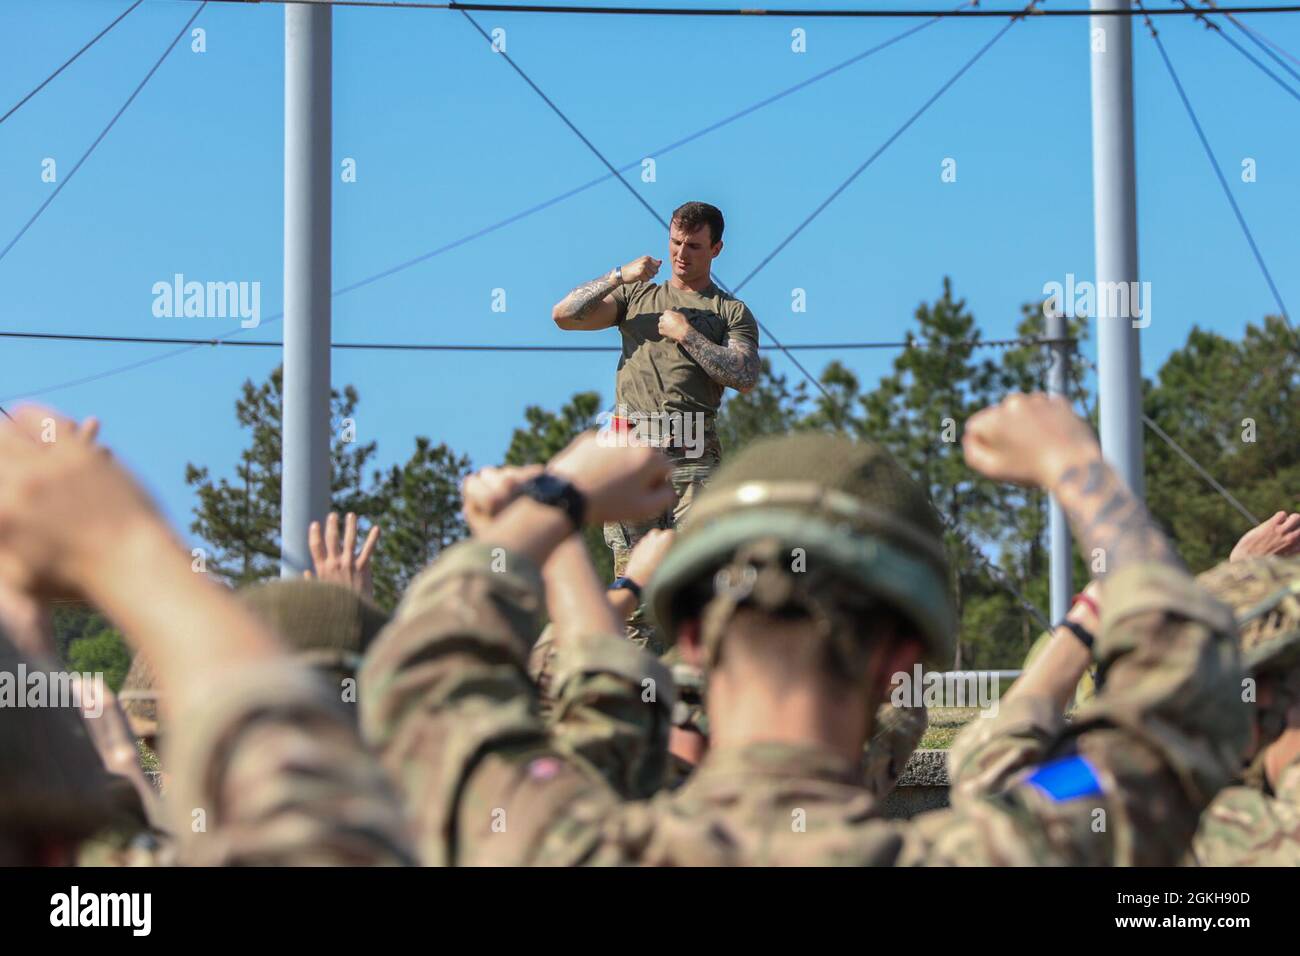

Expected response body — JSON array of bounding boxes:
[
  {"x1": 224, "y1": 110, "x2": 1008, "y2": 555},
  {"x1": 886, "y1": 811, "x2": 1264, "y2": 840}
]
[
  {"x1": 1057, "y1": 619, "x2": 1095, "y2": 651},
  {"x1": 609, "y1": 576, "x2": 643, "y2": 600},
  {"x1": 518, "y1": 474, "x2": 587, "y2": 530}
]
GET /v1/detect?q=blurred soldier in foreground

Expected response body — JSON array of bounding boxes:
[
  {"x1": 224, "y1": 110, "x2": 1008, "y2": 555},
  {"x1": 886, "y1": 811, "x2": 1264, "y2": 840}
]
[
  {"x1": 0, "y1": 407, "x2": 412, "y2": 866},
  {"x1": 1189, "y1": 557, "x2": 1300, "y2": 865},
  {"x1": 362, "y1": 394, "x2": 1246, "y2": 865},
  {"x1": 0, "y1": 632, "x2": 120, "y2": 865}
]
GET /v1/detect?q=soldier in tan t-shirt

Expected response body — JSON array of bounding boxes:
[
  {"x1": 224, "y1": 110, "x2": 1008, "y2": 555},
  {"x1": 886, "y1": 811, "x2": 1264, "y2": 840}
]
[{"x1": 552, "y1": 201, "x2": 760, "y2": 653}]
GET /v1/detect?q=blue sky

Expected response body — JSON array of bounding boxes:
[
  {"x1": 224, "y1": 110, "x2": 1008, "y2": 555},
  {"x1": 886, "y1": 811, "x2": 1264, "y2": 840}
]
[{"x1": 1, "y1": 0, "x2": 1297, "y2": 545}]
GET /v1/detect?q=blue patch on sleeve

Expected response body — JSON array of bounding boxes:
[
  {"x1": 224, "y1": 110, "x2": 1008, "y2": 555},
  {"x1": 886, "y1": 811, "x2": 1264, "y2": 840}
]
[{"x1": 1025, "y1": 755, "x2": 1104, "y2": 802}]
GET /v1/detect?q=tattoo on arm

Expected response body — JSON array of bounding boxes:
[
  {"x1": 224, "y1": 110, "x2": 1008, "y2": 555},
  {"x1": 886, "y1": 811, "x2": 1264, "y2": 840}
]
[
  {"x1": 1055, "y1": 460, "x2": 1183, "y2": 575},
  {"x1": 555, "y1": 273, "x2": 618, "y2": 323},
  {"x1": 678, "y1": 329, "x2": 760, "y2": 391}
]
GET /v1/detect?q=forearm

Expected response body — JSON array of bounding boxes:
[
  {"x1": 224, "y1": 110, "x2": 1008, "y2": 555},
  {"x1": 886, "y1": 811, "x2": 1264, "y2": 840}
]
[
  {"x1": 482, "y1": 496, "x2": 578, "y2": 572},
  {"x1": 1050, "y1": 455, "x2": 1183, "y2": 576},
  {"x1": 1004, "y1": 627, "x2": 1093, "y2": 714},
  {"x1": 553, "y1": 271, "x2": 619, "y2": 323},
  {"x1": 543, "y1": 534, "x2": 622, "y2": 638},
  {"x1": 677, "y1": 329, "x2": 759, "y2": 391},
  {"x1": 607, "y1": 588, "x2": 638, "y2": 621},
  {"x1": 83, "y1": 520, "x2": 282, "y2": 701}
]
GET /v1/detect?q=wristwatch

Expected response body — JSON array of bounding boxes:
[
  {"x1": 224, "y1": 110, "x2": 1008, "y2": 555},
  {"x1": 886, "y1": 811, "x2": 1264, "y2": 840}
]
[
  {"x1": 518, "y1": 474, "x2": 587, "y2": 530},
  {"x1": 1057, "y1": 618, "x2": 1095, "y2": 651},
  {"x1": 608, "y1": 576, "x2": 643, "y2": 600},
  {"x1": 613, "y1": 265, "x2": 623, "y2": 285}
]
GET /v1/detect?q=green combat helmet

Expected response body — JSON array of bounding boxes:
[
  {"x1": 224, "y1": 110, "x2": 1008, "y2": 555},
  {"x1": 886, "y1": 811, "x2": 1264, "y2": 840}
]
[
  {"x1": 237, "y1": 578, "x2": 390, "y2": 694},
  {"x1": 122, "y1": 579, "x2": 390, "y2": 742},
  {"x1": 646, "y1": 432, "x2": 956, "y2": 676}
]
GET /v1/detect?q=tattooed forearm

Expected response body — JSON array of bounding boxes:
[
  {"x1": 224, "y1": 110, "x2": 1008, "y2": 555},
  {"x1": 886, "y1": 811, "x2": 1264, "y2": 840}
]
[
  {"x1": 678, "y1": 330, "x2": 760, "y2": 391},
  {"x1": 554, "y1": 272, "x2": 618, "y2": 323},
  {"x1": 1054, "y1": 459, "x2": 1183, "y2": 575}
]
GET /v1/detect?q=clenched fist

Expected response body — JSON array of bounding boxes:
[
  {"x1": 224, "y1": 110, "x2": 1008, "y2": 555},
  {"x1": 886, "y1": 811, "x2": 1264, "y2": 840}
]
[
  {"x1": 619, "y1": 255, "x2": 662, "y2": 284},
  {"x1": 547, "y1": 433, "x2": 676, "y2": 525},
  {"x1": 462, "y1": 464, "x2": 545, "y2": 536},
  {"x1": 963, "y1": 393, "x2": 1100, "y2": 490},
  {"x1": 0, "y1": 406, "x2": 162, "y2": 597},
  {"x1": 658, "y1": 309, "x2": 690, "y2": 342}
]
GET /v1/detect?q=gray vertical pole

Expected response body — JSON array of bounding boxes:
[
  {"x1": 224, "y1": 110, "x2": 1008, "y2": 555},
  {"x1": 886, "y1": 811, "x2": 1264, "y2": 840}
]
[
  {"x1": 1090, "y1": 1, "x2": 1144, "y2": 499},
  {"x1": 1046, "y1": 313, "x2": 1072, "y2": 622},
  {"x1": 281, "y1": 3, "x2": 332, "y2": 577}
]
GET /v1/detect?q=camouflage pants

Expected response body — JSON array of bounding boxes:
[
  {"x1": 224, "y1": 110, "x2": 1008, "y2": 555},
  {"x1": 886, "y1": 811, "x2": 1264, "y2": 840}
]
[{"x1": 603, "y1": 442, "x2": 720, "y2": 655}]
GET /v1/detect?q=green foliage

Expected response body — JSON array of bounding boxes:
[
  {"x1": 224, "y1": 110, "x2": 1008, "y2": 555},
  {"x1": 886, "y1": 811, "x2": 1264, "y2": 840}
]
[
  {"x1": 1143, "y1": 316, "x2": 1300, "y2": 573},
  {"x1": 186, "y1": 366, "x2": 473, "y2": 611},
  {"x1": 185, "y1": 366, "x2": 379, "y2": 586},
  {"x1": 370, "y1": 437, "x2": 472, "y2": 611},
  {"x1": 503, "y1": 391, "x2": 603, "y2": 466},
  {"x1": 66, "y1": 629, "x2": 131, "y2": 692}
]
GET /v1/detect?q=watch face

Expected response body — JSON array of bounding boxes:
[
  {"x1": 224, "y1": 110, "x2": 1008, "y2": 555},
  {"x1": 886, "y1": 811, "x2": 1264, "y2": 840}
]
[{"x1": 528, "y1": 473, "x2": 567, "y2": 503}]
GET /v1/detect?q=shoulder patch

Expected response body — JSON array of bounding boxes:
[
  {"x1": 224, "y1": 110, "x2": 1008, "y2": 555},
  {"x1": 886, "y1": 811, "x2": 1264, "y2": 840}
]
[{"x1": 1025, "y1": 754, "x2": 1104, "y2": 802}]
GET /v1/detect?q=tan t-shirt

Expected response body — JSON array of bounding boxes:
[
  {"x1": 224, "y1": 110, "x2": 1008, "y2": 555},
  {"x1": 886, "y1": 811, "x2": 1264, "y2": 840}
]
[{"x1": 609, "y1": 280, "x2": 759, "y2": 421}]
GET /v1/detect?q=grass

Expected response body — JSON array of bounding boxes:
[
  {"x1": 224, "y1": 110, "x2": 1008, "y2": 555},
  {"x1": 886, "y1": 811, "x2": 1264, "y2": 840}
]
[{"x1": 919, "y1": 708, "x2": 981, "y2": 750}]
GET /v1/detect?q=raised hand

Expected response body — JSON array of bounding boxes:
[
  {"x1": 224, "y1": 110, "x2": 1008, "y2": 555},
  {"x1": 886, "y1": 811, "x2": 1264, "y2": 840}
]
[
  {"x1": 962, "y1": 393, "x2": 1100, "y2": 489},
  {"x1": 306, "y1": 511, "x2": 381, "y2": 598},
  {"x1": 548, "y1": 433, "x2": 676, "y2": 525},
  {"x1": 1231, "y1": 511, "x2": 1300, "y2": 561},
  {"x1": 462, "y1": 464, "x2": 545, "y2": 536},
  {"x1": 0, "y1": 406, "x2": 162, "y2": 597},
  {"x1": 620, "y1": 255, "x2": 662, "y2": 284}
]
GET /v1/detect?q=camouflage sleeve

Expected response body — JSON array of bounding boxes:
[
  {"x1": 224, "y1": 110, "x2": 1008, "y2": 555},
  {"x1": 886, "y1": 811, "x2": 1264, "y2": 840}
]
[
  {"x1": 546, "y1": 631, "x2": 675, "y2": 799},
  {"x1": 1190, "y1": 761, "x2": 1300, "y2": 865},
  {"x1": 898, "y1": 561, "x2": 1247, "y2": 866},
  {"x1": 946, "y1": 695, "x2": 1065, "y2": 801},
  {"x1": 360, "y1": 540, "x2": 642, "y2": 865},
  {"x1": 165, "y1": 661, "x2": 414, "y2": 866}
]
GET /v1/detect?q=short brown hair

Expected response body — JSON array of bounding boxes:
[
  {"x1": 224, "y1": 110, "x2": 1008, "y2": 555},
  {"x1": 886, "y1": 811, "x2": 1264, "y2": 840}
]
[{"x1": 671, "y1": 201, "x2": 724, "y2": 245}]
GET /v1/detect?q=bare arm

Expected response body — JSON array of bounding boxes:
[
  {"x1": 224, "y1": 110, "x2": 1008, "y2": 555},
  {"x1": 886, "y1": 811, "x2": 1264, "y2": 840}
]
[
  {"x1": 1052, "y1": 459, "x2": 1184, "y2": 575},
  {"x1": 552, "y1": 256, "x2": 663, "y2": 331},
  {"x1": 552, "y1": 271, "x2": 622, "y2": 331},
  {"x1": 676, "y1": 328, "x2": 760, "y2": 392}
]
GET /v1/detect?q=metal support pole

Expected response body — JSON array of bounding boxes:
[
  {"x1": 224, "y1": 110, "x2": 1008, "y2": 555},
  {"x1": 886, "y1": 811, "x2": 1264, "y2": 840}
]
[
  {"x1": 1090, "y1": 2, "x2": 1144, "y2": 500},
  {"x1": 281, "y1": 3, "x2": 332, "y2": 577},
  {"x1": 1046, "y1": 312, "x2": 1073, "y2": 623}
]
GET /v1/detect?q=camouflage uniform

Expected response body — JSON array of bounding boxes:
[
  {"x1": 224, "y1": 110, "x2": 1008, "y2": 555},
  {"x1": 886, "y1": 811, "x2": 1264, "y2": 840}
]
[
  {"x1": 1188, "y1": 557, "x2": 1300, "y2": 866},
  {"x1": 362, "y1": 433, "x2": 1246, "y2": 866},
  {"x1": 113, "y1": 580, "x2": 413, "y2": 866}
]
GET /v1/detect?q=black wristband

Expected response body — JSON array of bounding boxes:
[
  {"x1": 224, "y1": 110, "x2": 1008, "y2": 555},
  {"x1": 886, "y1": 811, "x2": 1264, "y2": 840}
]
[
  {"x1": 518, "y1": 474, "x2": 587, "y2": 530},
  {"x1": 1057, "y1": 619, "x2": 1095, "y2": 651},
  {"x1": 608, "y1": 576, "x2": 643, "y2": 600}
]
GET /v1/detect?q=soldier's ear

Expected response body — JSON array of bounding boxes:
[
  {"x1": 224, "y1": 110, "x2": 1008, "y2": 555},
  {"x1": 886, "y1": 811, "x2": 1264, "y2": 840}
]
[{"x1": 678, "y1": 619, "x2": 704, "y2": 667}]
